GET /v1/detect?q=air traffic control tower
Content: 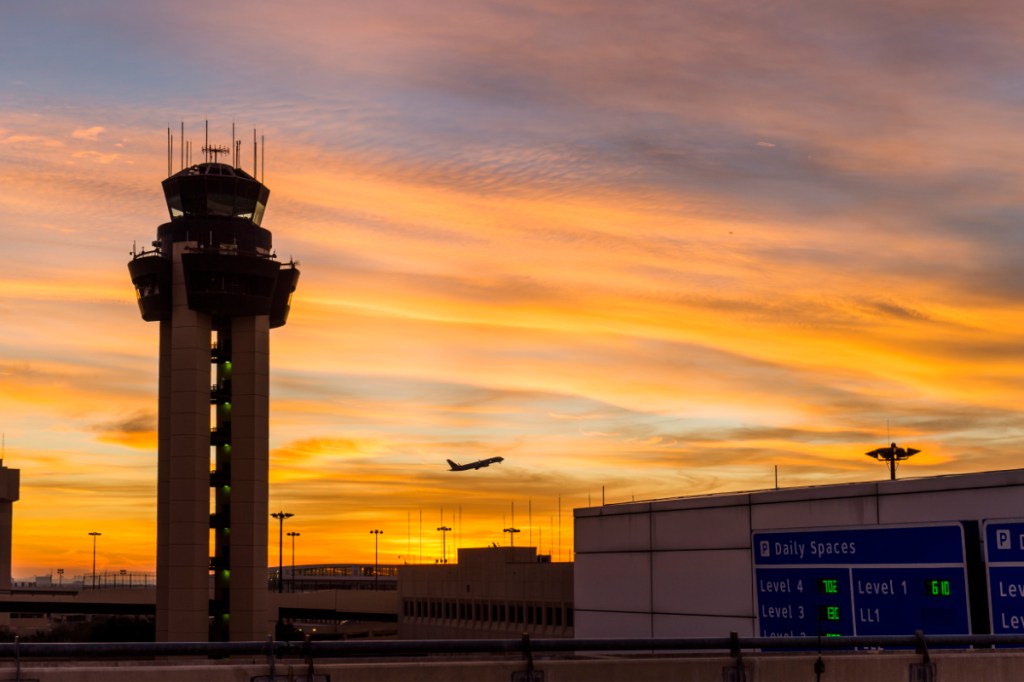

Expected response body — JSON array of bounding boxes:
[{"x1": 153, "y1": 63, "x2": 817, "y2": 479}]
[{"x1": 128, "y1": 137, "x2": 299, "y2": 642}]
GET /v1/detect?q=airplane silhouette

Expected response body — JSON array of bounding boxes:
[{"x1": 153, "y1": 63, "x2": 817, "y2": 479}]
[{"x1": 447, "y1": 456, "x2": 504, "y2": 471}]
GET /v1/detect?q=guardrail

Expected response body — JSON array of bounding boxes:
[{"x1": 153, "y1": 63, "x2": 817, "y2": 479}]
[{"x1": 0, "y1": 631, "x2": 1023, "y2": 659}]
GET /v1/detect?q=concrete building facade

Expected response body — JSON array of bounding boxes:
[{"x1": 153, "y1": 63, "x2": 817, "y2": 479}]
[
  {"x1": 398, "y1": 547, "x2": 573, "y2": 639},
  {"x1": 0, "y1": 464, "x2": 19, "y2": 593},
  {"x1": 575, "y1": 468, "x2": 1024, "y2": 639},
  {"x1": 129, "y1": 149, "x2": 299, "y2": 641}
]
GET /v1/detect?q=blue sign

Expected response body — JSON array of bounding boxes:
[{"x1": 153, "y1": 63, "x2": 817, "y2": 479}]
[
  {"x1": 754, "y1": 525, "x2": 965, "y2": 565},
  {"x1": 984, "y1": 520, "x2": 1024, "y2": 635},
  {"x1": 753, "y1": 524, "x2": 970, "y2": 638}
]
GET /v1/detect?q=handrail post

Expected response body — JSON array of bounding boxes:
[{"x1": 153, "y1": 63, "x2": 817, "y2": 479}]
[
  {"x1": 914, "y1": 630, "x2": 931, "y2": 665},
  {"x1": 304, "y1": 632, "x2": 314, "y2": 681},
  {"x1": 522, "y1": 633, "x2": 534, "y2": 675},
  {"x1": 912, "y1": 630, "x2": 936, "y2": 682},
  {"x1": 727, "y1": 631, "x2": 746, "y2": 682},
  {"x1": 265, "y1": 634, "x2": 275, "y2": 680}
]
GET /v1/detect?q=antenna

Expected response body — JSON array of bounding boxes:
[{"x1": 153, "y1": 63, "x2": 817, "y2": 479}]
[
  {"x1": 205, "y1": 120, "x2": 209, "y2": 162},
  {"x1": 231, "y1": 122, "x2": 236, "y2": 167},
  {"x1": 180, "y1": 121, "x2": 184, "y2": 171},
  {"x1": 167, "y1": 126, "x2": 172, "y2": 177},
  {"x1": 1, "y1": 433, "x2": 4, "y2": 467},
  {"x1": 261, "y1": 133, "x2": 265, "y2": 183},
  {"x1": 203, "y1": 144, "x2": 230, "y2": 163}
]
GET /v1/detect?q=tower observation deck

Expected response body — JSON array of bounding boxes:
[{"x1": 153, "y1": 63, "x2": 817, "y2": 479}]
[{"x1": 129, "y1": 147, "x2": 299, "y2": 642}]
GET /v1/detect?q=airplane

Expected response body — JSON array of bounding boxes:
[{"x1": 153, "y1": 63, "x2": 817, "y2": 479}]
[{"x1": 447, "y1": 456, "x2": 504, "y2": 471}]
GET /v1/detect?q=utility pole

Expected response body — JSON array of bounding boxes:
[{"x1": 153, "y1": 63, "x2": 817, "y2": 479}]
[
  {"x1": 270, "y1": 512, "x2": 293, "y2": 593},
  {"x1": 370, "y1": 529, "x2": 383, "y2": 590},
  {"x1": 88, "y1": 532, "x2": 102, "y2": 589},
  {"x1": 437, "y1": 526, "x2": 451, "y2": 563},
  {"x1": 287, "y1": 531, "x2": 300, "y2": 593}
]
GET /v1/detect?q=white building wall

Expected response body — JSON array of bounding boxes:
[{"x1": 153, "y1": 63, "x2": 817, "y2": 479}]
[{"x1": 574, "y1": 469, "x2": 1024, "y2": 638}]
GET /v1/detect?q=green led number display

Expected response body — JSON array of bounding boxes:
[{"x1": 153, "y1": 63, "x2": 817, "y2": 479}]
[{"x1": 817, "y1": 605, "x2": 841, "y2": 621}]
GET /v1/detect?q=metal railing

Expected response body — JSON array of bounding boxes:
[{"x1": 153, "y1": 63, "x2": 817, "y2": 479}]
[{"x1": 0, "y1": 631, "x2": 1023, "y2": 660}]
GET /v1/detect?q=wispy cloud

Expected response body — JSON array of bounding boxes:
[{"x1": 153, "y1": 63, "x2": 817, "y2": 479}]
[
  {"x1": 2, "y1": 1, "x2": 1024, "y2": 575},
  {"x1": 71, "y1": 126, "x2": 105, "y2": 140}
]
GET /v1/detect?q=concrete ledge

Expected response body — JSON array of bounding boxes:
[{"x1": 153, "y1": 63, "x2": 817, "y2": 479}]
[{"x1": 3, "y1": 650, "x2": 1024, "y2": 682}]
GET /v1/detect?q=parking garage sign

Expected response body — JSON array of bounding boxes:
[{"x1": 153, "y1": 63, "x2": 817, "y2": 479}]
[
  {"x1": 753, "y1": 524, "x2": 970, "y2": 638},
  {"x1": 984, "y1": 520, "x2": 1024, "y2": 634}
]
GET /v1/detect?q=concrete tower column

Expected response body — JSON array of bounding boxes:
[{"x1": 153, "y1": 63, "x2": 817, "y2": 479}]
[
  {"x1": 226, "y1": 313, "x2": 271, "y2": 640},
  {"x1": 156, "y1": 242, "x2": 214, "y2": 641}
]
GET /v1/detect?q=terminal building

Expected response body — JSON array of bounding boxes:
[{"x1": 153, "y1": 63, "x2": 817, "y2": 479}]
[
  {"x1": 398, "y1": 546, "x2": 573, "y2": 639},
  {"x1": 574, "y1": 468, "x2": 1024, "y2": 640}
]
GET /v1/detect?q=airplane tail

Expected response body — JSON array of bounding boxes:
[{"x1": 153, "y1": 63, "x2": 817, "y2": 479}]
[{"x1": 447, "y1": 459, "x2": 459, "y2": 470}]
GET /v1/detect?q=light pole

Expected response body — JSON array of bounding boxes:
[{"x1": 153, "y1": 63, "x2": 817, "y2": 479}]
[
  {"x1": 504, "y1": 526, "x2": 520, "y2": 548},
  {"x1": 88, "y1": 532, "x2": 101, "y2": 589},
  {"x1": 436, "y1": 526, "x2": 451, "y2": 564},
  {"x1": 370, "y1": 529, "x2": 383, "y2": 590},
  {"x1": 287, "y1": 531, "x2": 300, "y2": 593},
  {"x1": 270, "y1": 511, "x2": 293, "y2": 593},
  {"x1": 57, "y1": 568, "x2": 64, "y2": 588}
]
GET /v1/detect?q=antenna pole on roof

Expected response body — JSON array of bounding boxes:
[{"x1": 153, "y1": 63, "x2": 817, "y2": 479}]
[
  {"x1": 253, "y1": 128, "x2": 257, "y2": 178},
  {"x1": 205, "y1": 120, "x2": 209, "y2": 163},
  {"x1": 180, "y1": 121, "x2": 184, "y2": 171},
  {"x1": 166, "y1": 126, "x2": 171, "y2": 177},
  {"x1": 261, "y1": 133, "x2": 265, "y2": 183}
]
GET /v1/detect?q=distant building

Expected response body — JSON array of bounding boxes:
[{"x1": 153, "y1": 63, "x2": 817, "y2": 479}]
[
  {"x1": 0, "y1": 463, "x2": 19, "y2": 593},
  {"x1": 398, "y1": 546, "x2": 573, "y2": 639},
  {"x1": 278, "y1": 563, "x2": 399, "y2": 592},
  {"x1": 575, "y1": 468, "x2": 1024, "y2": 639}
]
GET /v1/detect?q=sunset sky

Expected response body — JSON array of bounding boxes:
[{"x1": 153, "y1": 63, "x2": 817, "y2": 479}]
[{"x1": 3, "y1": 1, "x2": 1024, "y2": 578}]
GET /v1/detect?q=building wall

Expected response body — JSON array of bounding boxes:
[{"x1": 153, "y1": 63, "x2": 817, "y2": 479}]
[
  {"x1": 574, "y1": 468, "x2": 1024, "y2": 638},
  {"x1": 398, "y1": 547, "x2": 573, "y2": 639}
]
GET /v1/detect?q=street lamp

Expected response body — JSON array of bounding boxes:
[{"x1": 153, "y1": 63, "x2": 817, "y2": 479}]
[
  {"x1": 504, "y1": 526, "x2": 520, "y2": 548},
  {"x1": 56, "y1": 568, "x2": 64, "y2": 588},
  {"x1": 436, "y1": 526, "x2": 451, "y2": 564},
  {"x1": 865, "y1": 442, "x2": 920, "y2": 481},
  {"x1": 287, "y1": 531, "x2": 300, "y2": 593},
  {"x1": 369, "y1": 529, "x2": 383, "y2": 590},
  {"x1": 270, "y1": 511, "x2": 294, "y2": 593},
  {"x1": 88, "y1": 532, "x2": 102, "y2": 589}
]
